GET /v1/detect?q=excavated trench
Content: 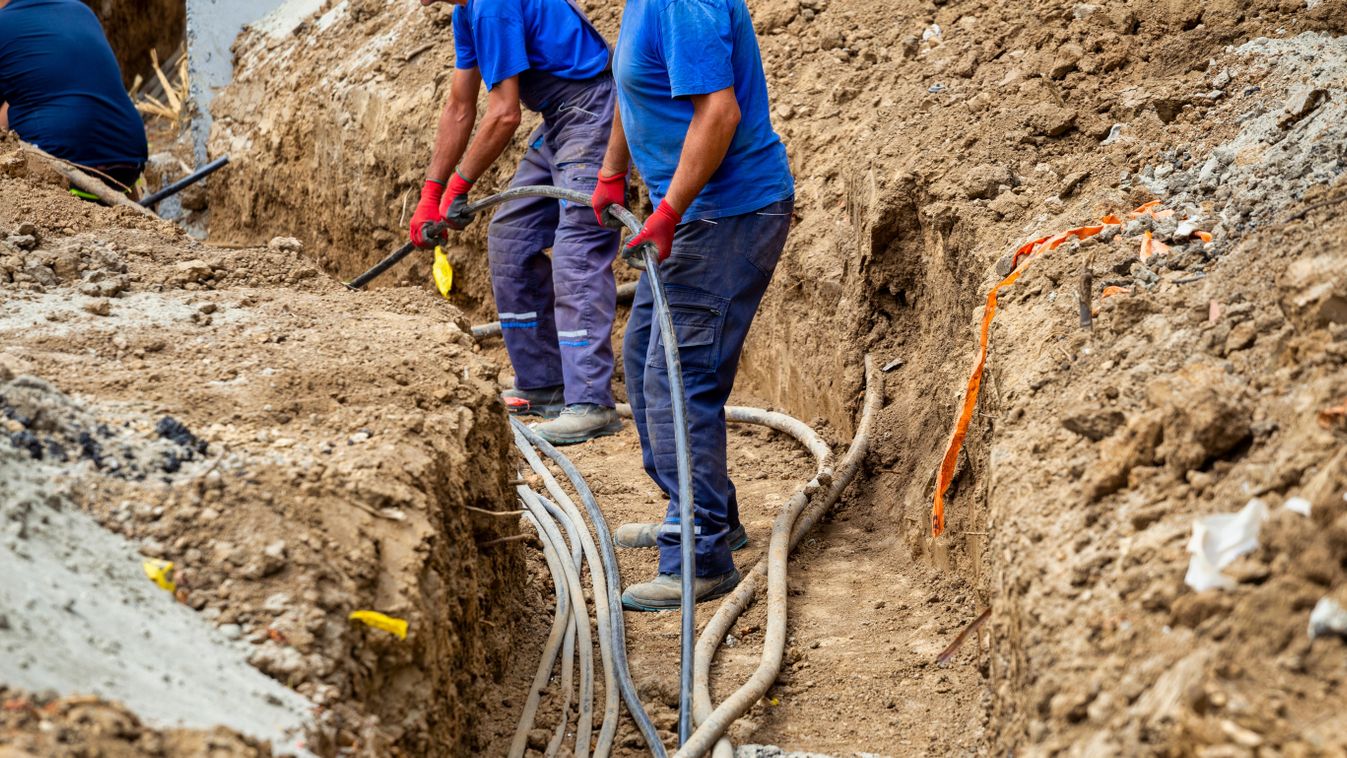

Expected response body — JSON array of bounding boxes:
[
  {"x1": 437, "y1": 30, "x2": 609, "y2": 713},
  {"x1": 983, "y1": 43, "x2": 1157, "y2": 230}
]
[
  {"x1": 90, "y1": 0, "x2": 1347, "y2": 753},
  {"x1": 189, "y1": 0, "x2": 1007, "y2": 752}
]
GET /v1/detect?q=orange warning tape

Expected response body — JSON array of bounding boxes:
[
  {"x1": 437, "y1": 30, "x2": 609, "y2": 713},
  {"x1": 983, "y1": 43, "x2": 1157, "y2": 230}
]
[{"x1": 930, "y1": 201, "x2": 1204, "y2": 538}]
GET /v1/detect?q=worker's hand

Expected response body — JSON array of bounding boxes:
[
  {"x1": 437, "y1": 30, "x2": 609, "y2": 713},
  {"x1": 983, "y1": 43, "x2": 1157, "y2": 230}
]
[
  {"x1": 591, "y1": 169, "x2": 628, "y2": 229},
  {"x1": 625, "y1": 200, "x2": 682, "y2": 264},
  {"x1": 409, "y1": 179, "x2": 446, "y2": 249},
  {"x1": 437, "y1": 172, "x2": 477, "y2": 230}
]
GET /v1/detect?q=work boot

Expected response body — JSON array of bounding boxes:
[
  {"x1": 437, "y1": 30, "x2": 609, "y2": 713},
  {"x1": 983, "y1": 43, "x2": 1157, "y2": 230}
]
[
  {"x1": 613, "y1": 523, "x2": 749, "y2": 552},
  {"x1": 501, "y1": 385, "x2": 565, "y2": 418},
  {"x1": 532, "y1": 404, "x2": 622, "y2": 445},
  {"x1": 621, "y1": 569, "x2": 742, "y2": 612}
]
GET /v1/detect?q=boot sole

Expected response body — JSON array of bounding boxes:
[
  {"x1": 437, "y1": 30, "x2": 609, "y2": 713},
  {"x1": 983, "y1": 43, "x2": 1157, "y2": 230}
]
[
  {"x1": 534, "y1": 419, "x2": 623, "y2": 446},
  {"x1": 621, "y1": 572, "x2": 742, "y2": 612},
  {"x1": 503, "y1": 400, "x2": 565, "y2": 419}
]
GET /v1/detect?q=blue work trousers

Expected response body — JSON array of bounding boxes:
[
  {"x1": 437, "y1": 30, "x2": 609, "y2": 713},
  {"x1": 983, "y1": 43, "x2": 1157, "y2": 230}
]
[
  {"x1": 624, "y1": 197, "x2": 795, "y2": 577},
  {"x1": 488, "y1": 75, "x2": 621, "y2": 407}
]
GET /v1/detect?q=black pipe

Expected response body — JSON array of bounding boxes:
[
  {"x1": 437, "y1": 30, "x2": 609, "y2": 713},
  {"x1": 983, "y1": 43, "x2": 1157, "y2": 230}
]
[
  {"x1": 139, "y1": 156, "x2": 230, "y2": 208},
  {"x1": 345, "y1": 221, "x2": 449, "y2": 290}
]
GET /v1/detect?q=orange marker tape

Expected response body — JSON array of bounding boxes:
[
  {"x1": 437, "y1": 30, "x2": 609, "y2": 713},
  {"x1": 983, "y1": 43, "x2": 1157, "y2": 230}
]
[{"x1": 931, "y1": 202, "x2": 1158, "y2": 537}]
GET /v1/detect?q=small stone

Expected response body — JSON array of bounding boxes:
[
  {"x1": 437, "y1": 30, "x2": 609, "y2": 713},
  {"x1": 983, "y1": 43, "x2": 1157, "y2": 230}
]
[
  {"x1": 82, "y1": 299, "x2": 111, "y2": 316},
  {"x1": 268, "y1": 237, "x2": 304, "y2": 253},
  {"x1": 1062, "y1": 410, "x2": 1126, "y2": 441},
  {"x1": 264, "y1": 540, "x2": 287, "y2": 560},
  {"x1": 1279, "y1": 87, "x2": 1327, "y2": 128},
  {"x1": 6, "y1": 235, "x2": 37, "y2": 251},
  {"x1": 1060, "y1": 170, "x2": 1089, "y2": 198}
]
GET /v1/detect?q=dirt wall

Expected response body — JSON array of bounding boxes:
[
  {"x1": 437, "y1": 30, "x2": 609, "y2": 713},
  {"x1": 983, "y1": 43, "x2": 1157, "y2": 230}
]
[
  {"x1": 0, "y1": 130, "x2": 524, "y2": 754},
  {"x1": 84, "y1": 0, "x2": 186, "y2": 87}
]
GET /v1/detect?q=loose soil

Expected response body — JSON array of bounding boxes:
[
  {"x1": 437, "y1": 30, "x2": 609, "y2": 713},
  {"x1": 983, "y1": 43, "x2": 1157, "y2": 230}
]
[{"x1": 4, "y1": 0, "x2": 1347, "y2": 755}]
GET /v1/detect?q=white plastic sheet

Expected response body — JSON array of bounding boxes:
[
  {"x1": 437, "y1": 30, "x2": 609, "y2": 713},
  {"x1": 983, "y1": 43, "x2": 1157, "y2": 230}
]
[{"x1": 1184, "y1": 499, "x2": 1269, "y2": 591}]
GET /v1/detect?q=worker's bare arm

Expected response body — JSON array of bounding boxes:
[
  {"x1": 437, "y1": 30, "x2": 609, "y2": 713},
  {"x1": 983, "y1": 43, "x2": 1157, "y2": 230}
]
[
  {"x1": 662, "y1": 87, "x2": 740, "y2": 215},
  {"x1": 426, "y1": 67, "x2": 482, "y2": 183},
  {"x1": 1, "y1": 102, "x2": 9, "y2": 131},
  {"x1": 456, "y1": 76, "x2": 523, "y2": 181},
  {"x1": 600, "y1": 102, "x2": 631, "y2": 179}
]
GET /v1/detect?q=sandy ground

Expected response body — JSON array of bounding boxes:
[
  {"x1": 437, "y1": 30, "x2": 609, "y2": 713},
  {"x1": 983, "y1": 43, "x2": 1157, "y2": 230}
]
[{"x1": 3, "y1": 0, "x2": 1347, "y2": 755}]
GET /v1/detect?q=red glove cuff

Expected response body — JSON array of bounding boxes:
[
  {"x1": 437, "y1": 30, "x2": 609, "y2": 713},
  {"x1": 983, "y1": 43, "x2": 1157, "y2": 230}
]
[
  {"x1": 421, "y1": 179, "x2": 446, "y2": 203},
  {"x1": 653, "y1": 200, "x2": 683, "y2": 225},
  {"x1": 447, "y1": 171, "x2": 474, "y2": 199}
]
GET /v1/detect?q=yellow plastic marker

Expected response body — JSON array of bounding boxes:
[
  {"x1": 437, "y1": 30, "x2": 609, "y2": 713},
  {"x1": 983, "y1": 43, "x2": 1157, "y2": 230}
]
[
  {"x1": 349, "y1": 610, "x2": 409, "y2": 640},
  {"x1": 142, "y1": 559, "x2": 177, "y2": 593},
  {"x1": 433, "y1": 246, "x2": 454, "y2": 298}
]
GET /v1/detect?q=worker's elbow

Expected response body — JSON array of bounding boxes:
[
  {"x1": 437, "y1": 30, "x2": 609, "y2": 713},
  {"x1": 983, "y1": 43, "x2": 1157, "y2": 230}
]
[{"x1": 487, "y1": 106, "x2": 522, "y2": 132}]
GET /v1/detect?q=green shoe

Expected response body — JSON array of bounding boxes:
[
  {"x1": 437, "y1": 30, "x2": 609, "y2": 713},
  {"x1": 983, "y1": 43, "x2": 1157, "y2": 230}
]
[
  {"x1": 621, "y1": 570, "x2": 742, "y2": 612},
  {"x1": 532, "y1": 404, "x2": 622, "y2": 445},
  {"x1": 612, "y1": 523, "x2": 749, "y2": 551}
]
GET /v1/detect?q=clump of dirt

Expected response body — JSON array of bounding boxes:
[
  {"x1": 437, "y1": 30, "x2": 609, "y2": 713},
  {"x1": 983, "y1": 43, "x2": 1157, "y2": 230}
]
[
  {"x1": 0, "y1": 687, "x2": 269, "y2": 758},
  {"x1": 0, "y1": 128, "x2": 527, "y2": 754}
]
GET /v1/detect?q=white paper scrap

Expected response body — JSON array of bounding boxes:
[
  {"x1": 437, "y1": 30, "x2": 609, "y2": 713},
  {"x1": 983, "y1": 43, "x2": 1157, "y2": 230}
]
[
  {"x1": 1283, "y1": 496, "x2": 1312, "y2": 517},
  {"x1": 1184, "y1": 499, "x2": 1269, "y2": 592}
]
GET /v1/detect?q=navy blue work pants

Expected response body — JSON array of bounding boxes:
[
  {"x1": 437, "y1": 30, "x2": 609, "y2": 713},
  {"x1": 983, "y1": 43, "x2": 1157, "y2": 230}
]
[{"x1": 624, "y1": 197, "x2": 795, "y2": 577}]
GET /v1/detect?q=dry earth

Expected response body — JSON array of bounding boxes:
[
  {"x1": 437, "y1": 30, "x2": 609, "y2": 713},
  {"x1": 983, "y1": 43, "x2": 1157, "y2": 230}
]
[{"x1": 3, "y1": 0, "x2": 1347, "y2": 756}]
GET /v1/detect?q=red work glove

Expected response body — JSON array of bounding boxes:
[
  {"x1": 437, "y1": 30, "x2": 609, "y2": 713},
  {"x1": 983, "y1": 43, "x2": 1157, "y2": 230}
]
[
  {"x1": 591, "y1": 169, "x2": 628, "y2": 228},
  {"x1": 626, "y1": 200, "x2": 682, "y2": 264},
  {"x1": 409, "y1": 179, "x2": 445, "y2": 249},
  {"x1": 437, "y1": 171, "x2": 477, "y2": 230}
]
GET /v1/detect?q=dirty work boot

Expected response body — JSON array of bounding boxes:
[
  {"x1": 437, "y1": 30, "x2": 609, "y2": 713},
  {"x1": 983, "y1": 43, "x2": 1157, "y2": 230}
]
[
  {"x1": 501, "y1": 385, "x2": 565, "y2": 418},
  {"x1": 613, "y1": 523, "x2": 749, "y2": 552},
  {"x1": 621, "y1": 569, "x2": 742, "y2": 612},
  {"x1": 532, "y1": 404, "x2": 622, "y2": 445}
]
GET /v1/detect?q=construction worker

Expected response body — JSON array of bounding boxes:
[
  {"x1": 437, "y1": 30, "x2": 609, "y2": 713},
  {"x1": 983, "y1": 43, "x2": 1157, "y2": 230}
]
[
  {"x1": 592, "y1": 0, "x2": 795, "y2": 610},
  {"x1": 411, "y1": 0, "x2": 624, "y2": 445},
  {"x1": 0, "y1": 0, "x2": 148, "y2": 196}
]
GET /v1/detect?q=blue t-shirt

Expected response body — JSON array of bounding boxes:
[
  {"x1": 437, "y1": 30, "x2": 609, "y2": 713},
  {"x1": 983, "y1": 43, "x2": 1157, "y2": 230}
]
[
  {"x1": 453, "y1": 0, "x2": 610, "y2": 97},
  {"x1": 613, "y1": 0, "x2": 793, "y2": 222},
  {"x1": 0, "y1": 0, "x2": 148, "y2": 168}
]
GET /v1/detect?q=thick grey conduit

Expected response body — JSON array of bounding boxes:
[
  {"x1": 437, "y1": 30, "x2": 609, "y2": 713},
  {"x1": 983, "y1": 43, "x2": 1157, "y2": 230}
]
[
  {"x1": 514, "y1": 509, "x2": 576, "y2": 758},
  {"x1": 455, "y1": 185, "x2": 696, "y2": 748},
  {"x1": 516, "y1": 486, "x2": 596, "y2": 758},
  {"x1": 514, "y1": 428, "x2": 623, "y2": 754},
  {"x1": 513, "y1": 419, "x2": 667, "y2": 757},
  {"x1": 680, "y1": 356, "x2": 883, "y2": 758}
]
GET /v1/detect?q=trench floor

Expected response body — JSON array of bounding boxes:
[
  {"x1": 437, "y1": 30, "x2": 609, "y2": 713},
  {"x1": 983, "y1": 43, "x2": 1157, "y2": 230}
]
[{"x1": 477, "y1": 398, "x2": 988, "y2": 756}]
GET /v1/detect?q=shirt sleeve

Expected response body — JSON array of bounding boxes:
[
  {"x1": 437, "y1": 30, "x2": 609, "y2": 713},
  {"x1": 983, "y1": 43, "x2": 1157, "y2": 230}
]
[
  {"x1": 452, "y1": 8, "x2": 478, "y2": 71},
  {"x1": 659, "y1": 0, "x2": 735, "y2": 98},
  {"x1": 471, "y1": 3, "x2": 532, "y2": 90}
]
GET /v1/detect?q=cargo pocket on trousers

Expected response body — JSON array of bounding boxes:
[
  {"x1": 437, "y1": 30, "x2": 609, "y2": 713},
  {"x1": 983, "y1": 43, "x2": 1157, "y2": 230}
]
[{"x1": 648, "y1": 285, "x2": 728, "y2": 375}]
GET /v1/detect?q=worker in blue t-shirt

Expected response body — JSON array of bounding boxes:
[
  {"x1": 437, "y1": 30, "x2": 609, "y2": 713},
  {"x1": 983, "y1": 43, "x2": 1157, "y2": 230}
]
[
  {"x1": 591, "y1": 0, "x2": 796, "y2": 610},
  {"x1": 0, "y1": 0, "x2": 148, "y2": 194},
  {"x1": 411, "y1": 0, "x2": 624, "y2": 445}
]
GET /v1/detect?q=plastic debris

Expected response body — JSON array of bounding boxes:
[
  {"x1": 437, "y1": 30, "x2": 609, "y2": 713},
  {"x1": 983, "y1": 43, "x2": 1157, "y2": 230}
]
[
  {"x1": 433, "y1": 246, "x2": 454, "y2": 298},
  {"x1": 921, "y1": 23, "x2": 942, "y2": 42},
  {"x1": 142, "y1": 559, "x2": 177, "y2": 593},
  {"x1": 1308, "y1": 598, "x2": 1347, "y2": 640},
  {"x1": 1184, "y1": 499, "x2": 1268, "y2": 591},
  {"x1": 1283, "y1": 496, "x2": 1312, "y2": 517},
  {"x1": 349, "y1": 610, "x2": 409, "y2": 640}
]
